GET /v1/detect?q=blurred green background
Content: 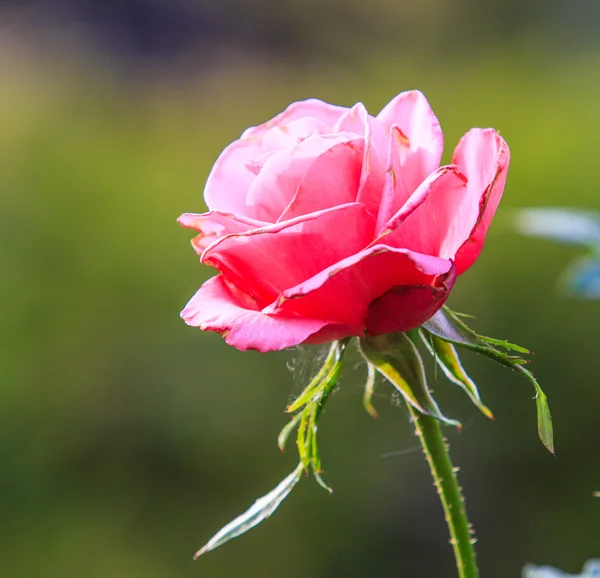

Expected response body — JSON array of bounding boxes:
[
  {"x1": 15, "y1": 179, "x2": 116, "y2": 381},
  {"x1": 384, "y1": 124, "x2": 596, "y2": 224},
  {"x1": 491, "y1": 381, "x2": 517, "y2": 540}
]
[{"x1": 2, "y1": 1, "x2": 600, "y2": 577}]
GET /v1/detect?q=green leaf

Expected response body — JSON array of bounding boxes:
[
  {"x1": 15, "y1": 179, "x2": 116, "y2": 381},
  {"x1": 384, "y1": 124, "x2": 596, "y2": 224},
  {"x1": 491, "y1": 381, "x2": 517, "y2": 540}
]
[
  {"x1": 420, "y1": 330, "x2": 494, "y2": 420},
  {"x1": 194, "y1": 464, "x2": 304, "y2": 559},
  {"x1": 422, "y1": 307, "x2": 554, "y2": 453},
  {"x1": 359, "y1": 332, "x2": 460, "y2": 427}
]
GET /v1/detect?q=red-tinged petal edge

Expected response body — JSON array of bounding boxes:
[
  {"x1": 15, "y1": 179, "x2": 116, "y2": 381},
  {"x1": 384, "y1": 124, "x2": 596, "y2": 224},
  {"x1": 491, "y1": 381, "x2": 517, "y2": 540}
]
[
  {"x1": 376, "y1": 165, "x2": 466, "y2": 240},
  {"x1": 276, "y1": 135, "x2": 364, "y2": 222},
  {"x1": 203, "y1": 202, "x2": 375, "y2": 307},
  {"x1": 453, "y1": 130, "x2": 510, "y2": 275},
  {"x1": 178, "y1": 211, "x2": 268, "y2": 254},
  {"x1": 365, "y1": 266, "x2": 456, "y2": 335},
  {"x1": 375, "y1": 90, "x2": 444, "y2": 198},
  {"x1": 375, "y1": 125, "x2": 413, "y2": 234},
  {"x1": 181, "y1": 276, "x2": 330, "y2": 352},
  {"x1": 268, "y1": 245, "x2": 454, "y2": 332}
]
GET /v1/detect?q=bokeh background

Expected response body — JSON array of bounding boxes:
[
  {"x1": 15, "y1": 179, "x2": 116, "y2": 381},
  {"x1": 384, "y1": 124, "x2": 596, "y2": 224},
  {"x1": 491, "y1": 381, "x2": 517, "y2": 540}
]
[{"x1": 2, "y1": 1, "x2": 600, "y2": 576}]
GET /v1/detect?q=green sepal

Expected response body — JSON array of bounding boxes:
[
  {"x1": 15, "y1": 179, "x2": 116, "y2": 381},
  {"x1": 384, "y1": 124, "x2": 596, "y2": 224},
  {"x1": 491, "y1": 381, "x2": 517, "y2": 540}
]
[
  {"x1": 362, "y1": 362, "x2": 379, "y2": 419},
  {"x1": 281, "y1": 339, "x2": 348, "y2": 492},
  {"x1": 196, "y1": 340, "x2": 347, "y2": 558},
  {"x1": 194, "y1": 463, "x2": 304, "y2": 558},
  {"x1": 422, "y1": 307, "x2": 554, "y2": 454},
  {"x1": 419, "y1": 329, "x2": 494, "y2": 420},
  {"x1": 423, "y1": 306, "x2": 528, "y2": 363},
  {"x1": 286, "y1": 340, "x2": 346, "y2": 413},
  {"x1": 277, "y1": 413, "x2": 302, "y2": 452},
  {"x1": 359, "y1": 332, "x2": 461, "y2": 428},
  {"x1": 522, "y1": 367, "x2": 554, "y2": 455}
]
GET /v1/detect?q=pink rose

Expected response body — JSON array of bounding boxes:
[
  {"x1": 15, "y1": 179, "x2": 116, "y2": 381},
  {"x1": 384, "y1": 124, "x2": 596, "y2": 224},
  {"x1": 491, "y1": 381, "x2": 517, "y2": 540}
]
[{"x1": 179, "y1": 91, "x2": 509, "y2": 352}]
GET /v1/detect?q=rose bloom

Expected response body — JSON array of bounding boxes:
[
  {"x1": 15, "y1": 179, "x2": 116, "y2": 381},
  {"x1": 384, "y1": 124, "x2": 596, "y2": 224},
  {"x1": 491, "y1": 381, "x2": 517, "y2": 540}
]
[{"x1": 179, "y1": 91, "x2": 509, "y2": 352}]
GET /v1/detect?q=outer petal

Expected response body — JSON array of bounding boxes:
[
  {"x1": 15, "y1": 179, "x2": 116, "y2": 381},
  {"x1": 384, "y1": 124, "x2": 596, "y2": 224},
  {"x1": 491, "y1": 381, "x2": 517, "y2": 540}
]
[
  {"x1": 373, "y1": 165, "x2": 468, "y2": 257},
  {"x1": 268, "y1": 244, "x2": 454, "y2": 332},
  {"x1": 204, "y1": 137, "x2": 266, "y2": 219},
  {"x1": 302, "y1": 323, "x2": 362, "y2": 344},
  {"x1": 178, "y1": 211, "x2": 267, "y2": 254},
  {"x1": 452, "y1": 129, "x2": 510, "y2": 274},
  {"x1": 203, "y1": 203, "x2": 376, "y2": 306},
  {"x1": 365, "y1": 267, "x2": 455, "y2": 335},
  {"x1": 181, "y1": 276, "x2": 329, "y2": 352},
  {"x1": 242, "y1": 99, "x2": 348, "y2": 139},
  {"x1": 376, "y1": 90, "x2": 444, "y2": 196}
]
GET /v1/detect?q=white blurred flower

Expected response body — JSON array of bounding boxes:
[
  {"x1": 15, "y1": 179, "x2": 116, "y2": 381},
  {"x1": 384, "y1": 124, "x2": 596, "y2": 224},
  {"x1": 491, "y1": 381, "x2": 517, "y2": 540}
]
[{"x1": 523, "y1": 560, "x2": 600, "y2": 578}]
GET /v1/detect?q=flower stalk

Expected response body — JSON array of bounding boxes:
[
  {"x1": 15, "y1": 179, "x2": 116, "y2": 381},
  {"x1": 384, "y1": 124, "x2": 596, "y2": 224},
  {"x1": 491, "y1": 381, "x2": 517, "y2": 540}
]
[{"x1": 406, "y1": 404, "x2": 478, "y2": 578}]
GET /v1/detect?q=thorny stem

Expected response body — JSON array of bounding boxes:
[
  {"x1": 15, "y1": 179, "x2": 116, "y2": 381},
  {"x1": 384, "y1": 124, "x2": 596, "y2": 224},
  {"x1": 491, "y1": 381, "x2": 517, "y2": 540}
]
[{"x1": 406, "y1": 404, "x2": 478, "y2": 578}]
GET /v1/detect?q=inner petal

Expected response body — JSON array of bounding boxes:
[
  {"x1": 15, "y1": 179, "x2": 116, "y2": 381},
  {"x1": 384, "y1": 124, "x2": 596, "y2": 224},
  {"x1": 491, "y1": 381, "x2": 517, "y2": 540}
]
[{"x1": 245, "y1": 131, "x2": 364, "y2": 223}]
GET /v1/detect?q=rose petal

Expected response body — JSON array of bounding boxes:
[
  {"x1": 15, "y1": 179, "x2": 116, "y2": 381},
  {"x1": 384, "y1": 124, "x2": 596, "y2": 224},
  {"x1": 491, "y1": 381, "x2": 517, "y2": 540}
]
[
  {"x1": 376, "y1": 90, "x2": 444, "y2": 193},
  {"x1": 375, "y1": 125, "x2": 413, "y2": 232},
  {"x1": 334, "y1": 103, "x2": 387, "y2": 218},
  {"x1": 204, "y1": 101, "x2": 348, "y2": 222},
  {"x1": 259, "y1": 117, "x2": 329, "y2": 153},
  {"x1": 204, "y1": 136, "x2": 267, "y2": 220},
  {"x1": 203, "y1": 203, "x2": 376, "y2": 306},
  {"x1": 365, "y1": 267, "x2": 455, "y2": 335},
  {"x1": 181, "y1": 276, "x2": 330, "y2": 352},
  {"x1": 452, "y1": 129, "x2": 510, "y2": 274},
  {"x1": 242, "y1": 99, "x2": 348, "y2": 140},
  {"x1": 302, "y1": 323, "x2": 362, "y2": 344},
  {"x1": 269, "y1": 244, "x2": 454, "y2": 331},
  {"x1": 247, "y1": 132, "x2": 363, "y2": 222},
  {"x1": 373, "y1": 165, "x2": 468, "y2": 258},
  {"x1": 333, "y1": 102, "x2": 369, "y2": 135},
  {"x1": 277, "y1": 136, "x2": 364, "y2": 221},
  {"x1": 178, "y1": 211, "x2": 268, "y2": 254}
]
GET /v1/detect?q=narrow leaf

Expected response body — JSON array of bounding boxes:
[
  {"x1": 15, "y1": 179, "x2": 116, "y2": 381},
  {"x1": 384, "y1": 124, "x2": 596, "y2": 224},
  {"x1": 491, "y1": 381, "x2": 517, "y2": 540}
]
[
  {"x1": 277, "y1": 413, "x2": 302, "y2": 452},
  {"x1": 516, "y1": 366, "x2": 555, "y2": 454},
  {"x1": 363, "y1": 362, "x2": 379, "y2": 419},
  {"x1": 359, "y1": 333, "x2": 460, "y2": 427},
  {"x1": 423, "y1": 307, "x2": 527, "y2": 368},
  {"x1": 479, "y1": 336, "x2": 530, "y2": 354},
  {"x1": 423, "y1": 307, "x2": 554, "y2": 453},
  {"x1": 312, "y1": 470, "x2": 333, "y2": 494},
  {"x1": 420, "y1": 330, "x2": 494, "y2": 420},
  {"x1": 296, "y1": 409, "x2": 310, "y2": 466},
  {"x1": 194, "y1": 464, "x2": 304, "y2": 558},
  {"x1": 286, "y1": 341, "x2": 344, "y2": 413}
]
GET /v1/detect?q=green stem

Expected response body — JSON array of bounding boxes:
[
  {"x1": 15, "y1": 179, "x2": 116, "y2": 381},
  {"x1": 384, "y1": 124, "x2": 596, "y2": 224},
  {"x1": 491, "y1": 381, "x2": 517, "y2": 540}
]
[{"x1": 406, "y1": 405, "x2": 478, "y2": 578}]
